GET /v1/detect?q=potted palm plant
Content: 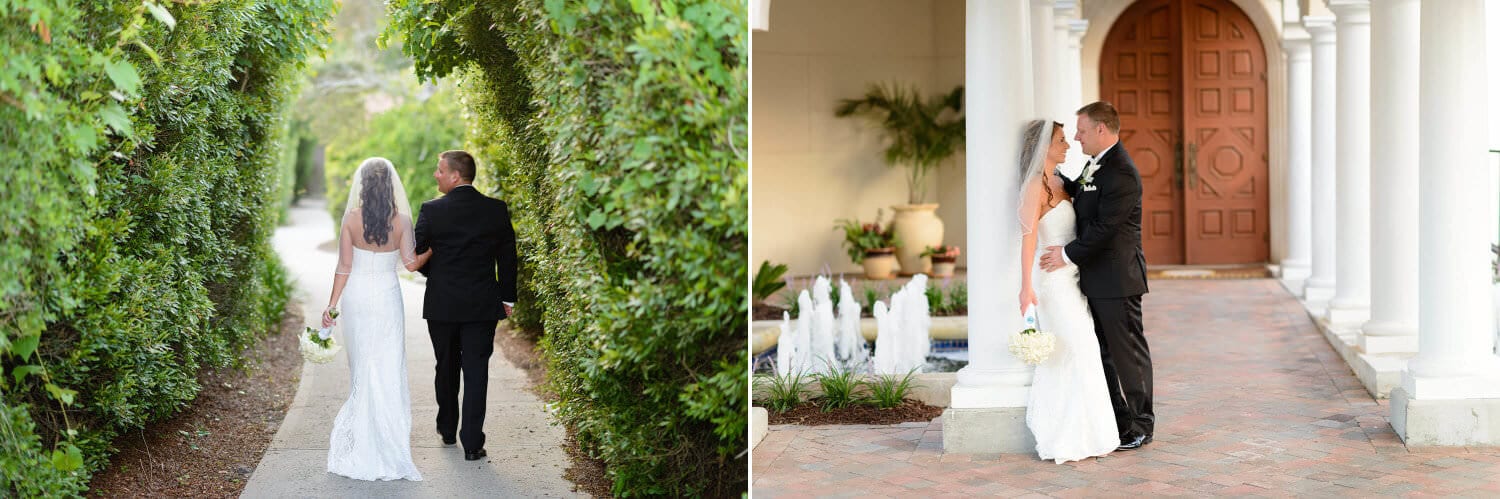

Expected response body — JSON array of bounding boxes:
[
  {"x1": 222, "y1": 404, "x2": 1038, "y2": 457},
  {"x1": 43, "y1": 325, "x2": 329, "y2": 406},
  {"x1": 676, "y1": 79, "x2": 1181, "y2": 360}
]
[
  {"x1": 835, "y1": 83, "x2": 965, "y2": 275},
  {"x1": 835, "y1": 211, "x2": 900, "y2": 280}
]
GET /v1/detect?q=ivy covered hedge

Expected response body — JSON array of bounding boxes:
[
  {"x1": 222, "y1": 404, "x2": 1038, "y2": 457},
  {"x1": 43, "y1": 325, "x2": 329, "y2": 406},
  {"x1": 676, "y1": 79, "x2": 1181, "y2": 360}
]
[
  {"x1": 0, "y1": 1, "x2": 332, "y2": 495},
  {"x1": 385, "y1": 0, "x2": 748, "y2": 495}
]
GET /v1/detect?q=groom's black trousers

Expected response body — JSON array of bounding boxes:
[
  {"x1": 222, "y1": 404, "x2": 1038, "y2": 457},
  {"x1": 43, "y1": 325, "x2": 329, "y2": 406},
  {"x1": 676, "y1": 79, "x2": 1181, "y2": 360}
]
[
  {"x1": 428, "y1": 320, "x2": 497, "y2": 452},
  {"x1": 1088, "y1": 295, "x2": 1154, "y2": 439}
]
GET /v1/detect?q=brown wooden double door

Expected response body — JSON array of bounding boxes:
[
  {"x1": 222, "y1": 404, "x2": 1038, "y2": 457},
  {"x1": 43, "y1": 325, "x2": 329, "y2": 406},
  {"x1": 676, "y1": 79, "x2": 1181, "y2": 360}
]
[{"x1": 1101, "y1": 0, "x2": 1269, "y2": 265}]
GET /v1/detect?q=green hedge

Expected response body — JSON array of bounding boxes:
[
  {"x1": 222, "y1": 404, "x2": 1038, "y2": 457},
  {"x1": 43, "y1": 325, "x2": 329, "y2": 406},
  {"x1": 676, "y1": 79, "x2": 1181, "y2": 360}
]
[
  {"x1": 385, "y1": 1, "x2": 748, "y2": 496},
  {"x1": 322, "y1": 84, "x2": 460, "y2": 223},
  {"x1": 0, "y1": 1, "x2": 332, "y2": 495}
]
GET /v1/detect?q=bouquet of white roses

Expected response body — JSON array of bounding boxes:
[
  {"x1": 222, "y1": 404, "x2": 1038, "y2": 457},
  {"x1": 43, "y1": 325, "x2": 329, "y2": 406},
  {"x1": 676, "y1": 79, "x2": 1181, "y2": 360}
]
[
  {"x1": 1008, "y1": 306, "x2": 1055, "y2": 366},
  {"x1": 298, "y1": 308, "x2": 342, "y2": 364}
]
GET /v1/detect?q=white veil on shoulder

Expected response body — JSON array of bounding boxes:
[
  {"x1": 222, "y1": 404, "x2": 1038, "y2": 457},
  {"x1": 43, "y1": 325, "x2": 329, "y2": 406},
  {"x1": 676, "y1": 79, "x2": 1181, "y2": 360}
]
[
  {"x1": 336, "y1": 157, "x2": 417, "y2": 274},
  {"x1": 1017, "y1": 119, "x2": 1063, "y2": 237}
]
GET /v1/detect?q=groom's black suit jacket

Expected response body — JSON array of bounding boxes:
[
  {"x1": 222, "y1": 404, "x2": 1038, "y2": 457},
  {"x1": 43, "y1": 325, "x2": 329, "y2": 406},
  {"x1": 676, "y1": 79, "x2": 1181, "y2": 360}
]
[
  {"x1": 414, "y1": 185, "x2": 518, "y2": 322},
  {"x1": 1058, "y1": 143, "x2": 1150, "y2": 299}
]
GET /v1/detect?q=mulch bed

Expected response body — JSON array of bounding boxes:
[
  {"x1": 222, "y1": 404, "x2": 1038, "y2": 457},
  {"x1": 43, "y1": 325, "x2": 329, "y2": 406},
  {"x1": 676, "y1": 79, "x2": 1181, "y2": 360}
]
[
  {"x1": 766, "y1": 399, "x2": 944, "y2": 426},
  {"x1": 495, "y1": 323, "x2": 611, "y2": 499},
  {"x1": 86, "y1": 303, "x2": 305, "y2": 498}
]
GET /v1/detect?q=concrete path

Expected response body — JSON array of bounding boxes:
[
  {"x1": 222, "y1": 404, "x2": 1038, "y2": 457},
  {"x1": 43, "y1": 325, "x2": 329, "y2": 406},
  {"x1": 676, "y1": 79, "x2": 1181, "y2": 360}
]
[
  {"x1": 752, "y1": 279, "x2": 1500, "y2": 497},
  {"x1": 243, "y1": 199, "x2": 578, "y2": 498}
]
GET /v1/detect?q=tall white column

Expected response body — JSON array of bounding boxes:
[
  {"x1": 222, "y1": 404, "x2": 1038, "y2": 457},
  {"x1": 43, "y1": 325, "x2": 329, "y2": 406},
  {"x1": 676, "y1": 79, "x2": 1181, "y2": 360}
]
[
  {"x1": 1326, "y1": 0, "x2": 1371, "y2": 326},
  {"x1": 946, "y1": 0, "x2": 1035, "y2": 453},
  {"x1": 1281, "y1": 24, "x2": 1313, "y2": 283},
  {"x1": 1303, "y1": 16, "x2": 1337, "y2": 303},
  {"x1": 1393, "y1": 0, "x2": 1500, "y2": 448},
  {"x1": 1361, "y1": 0, "x2": 1419, "y2": 354},
  {"x1": 1056, "y1": 3, "x2": 1090, "y2": 180},
  {"x1": 1403, "y1": 0, "x2": 1500, "y2": 398},
  {"x1": 1030, "y1": 0, "x2": 1057, "y2": 122},
  {"x1": 1052, "y1": 0, "x2": 1077, "y2": 119}
]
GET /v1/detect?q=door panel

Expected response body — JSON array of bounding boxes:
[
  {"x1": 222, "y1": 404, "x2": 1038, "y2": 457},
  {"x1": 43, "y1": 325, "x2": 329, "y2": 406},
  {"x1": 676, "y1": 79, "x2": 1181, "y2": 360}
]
[
  {"x1": 1180, "y1": 0, "x2": 1269, "y2": 263},
  {"x1": 1101, "y1": 0, "x2": 1183, "y2": 264}
]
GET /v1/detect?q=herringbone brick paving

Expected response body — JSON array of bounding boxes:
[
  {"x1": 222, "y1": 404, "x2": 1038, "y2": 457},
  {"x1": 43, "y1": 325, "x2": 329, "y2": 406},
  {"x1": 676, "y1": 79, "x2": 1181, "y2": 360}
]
[{"x1": 751, "y1": 280, "x2": 1500, "y2": 497}]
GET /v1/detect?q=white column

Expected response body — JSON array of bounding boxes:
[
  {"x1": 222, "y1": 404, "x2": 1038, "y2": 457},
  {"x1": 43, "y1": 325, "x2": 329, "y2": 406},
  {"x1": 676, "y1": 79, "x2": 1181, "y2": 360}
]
[
  {"x1": 950, "y1": 0, "x2": 1034, "y2": 411},
  {"x1": 1360, "y1": 0, "x2": 1419, "y2": 354},
  {"x1": 1326, "y1": 0, "x2": 1371, "y2": 326},
  {"x1": 1281, "y1": 25, "x2": 1313, "y2": 283},
  {"x1": 1030, "y1": 0, "x2": 1056, "y2": 122},
  {"x1": 1056, "y1": 3, "x2": 1090, "y2": 180},
  {"x1": 1393, "y1": 2, "x2": 1500, "y2": 447},
  {"x1": 1052, "y1": 0, "x2": 1077, "y2": 119},
  {"x1": 1303, "y1": 16, "x2": 1337, "y2": 303},
  {"x1": 1402, "y1": 0, "x2": 1500, "y2": 400}
]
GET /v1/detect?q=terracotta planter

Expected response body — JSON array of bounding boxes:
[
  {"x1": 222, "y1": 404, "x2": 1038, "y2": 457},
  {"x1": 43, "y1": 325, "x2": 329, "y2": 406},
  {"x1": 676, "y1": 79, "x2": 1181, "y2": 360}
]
[
  {"x1": 930, "y1": 258, "x2": 956, "y2": 278},
  {"x1": 891, "y1": 204, "x2": 943, "y2": 276},
  {"x1": 862, "y1": 249, "x2": 897, "y2": 280}
]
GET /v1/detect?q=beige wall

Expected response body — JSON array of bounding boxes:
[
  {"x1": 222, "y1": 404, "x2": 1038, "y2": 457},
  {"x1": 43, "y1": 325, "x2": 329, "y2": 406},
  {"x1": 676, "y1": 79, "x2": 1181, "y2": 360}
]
[{"x1": 752, "y1": 0, "x2": 967, "y2": 277}]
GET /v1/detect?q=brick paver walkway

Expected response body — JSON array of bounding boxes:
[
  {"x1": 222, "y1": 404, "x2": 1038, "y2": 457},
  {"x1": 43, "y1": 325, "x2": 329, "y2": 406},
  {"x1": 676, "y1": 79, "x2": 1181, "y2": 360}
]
[{"x1": 752, "y1": 279, "x2": 1500, "y2": 497}]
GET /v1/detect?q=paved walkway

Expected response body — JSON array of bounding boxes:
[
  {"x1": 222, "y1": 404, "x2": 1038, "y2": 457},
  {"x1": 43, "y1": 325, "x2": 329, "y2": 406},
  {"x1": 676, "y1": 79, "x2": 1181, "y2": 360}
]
[
  {"x1": 242, "y1": 199, "x2": 577, "y2": 498},
  {"x1": 752, "y1": 279, "x2": 1500, "y2": 497}
]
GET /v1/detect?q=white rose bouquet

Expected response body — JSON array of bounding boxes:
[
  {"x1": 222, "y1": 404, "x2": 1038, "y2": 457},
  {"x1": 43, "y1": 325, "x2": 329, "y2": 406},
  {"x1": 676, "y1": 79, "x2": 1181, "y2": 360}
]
[
  {"x1": 299, "y1": 308, "x2": 342, "y2": 364},
  {"x1": 1008, "y1": 305, "x2": 1055, "y2": 366}
]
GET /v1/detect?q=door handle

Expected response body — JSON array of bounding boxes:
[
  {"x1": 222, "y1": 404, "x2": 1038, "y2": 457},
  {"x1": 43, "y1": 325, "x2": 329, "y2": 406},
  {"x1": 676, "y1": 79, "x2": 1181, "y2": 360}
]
[
  {"x1": 1187, "y1": 142, "x2": 1198, "y2": 190},
  {"x1": 1174, "y1": 142, "x2": 1184, "y2": 189}
]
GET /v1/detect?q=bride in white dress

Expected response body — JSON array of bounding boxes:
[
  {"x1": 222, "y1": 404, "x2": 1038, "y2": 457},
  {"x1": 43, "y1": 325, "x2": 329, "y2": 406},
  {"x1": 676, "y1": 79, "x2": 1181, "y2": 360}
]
[
  {"x1": 1016, "y1": 120, "x2": 1119, "y2": 463},
  {"x1": 320, "y1": 158, "x2": 431, "y2": 481}
]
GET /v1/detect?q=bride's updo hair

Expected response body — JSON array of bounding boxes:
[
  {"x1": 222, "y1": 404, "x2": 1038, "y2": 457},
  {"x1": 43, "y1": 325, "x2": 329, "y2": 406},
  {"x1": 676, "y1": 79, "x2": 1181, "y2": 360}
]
[
  {"x1": 1020, "y1": 120, "x2": 1066, "y2": 208},
  {"x1": 358, "y1": 158, "x2": 397, "y2": 246}
]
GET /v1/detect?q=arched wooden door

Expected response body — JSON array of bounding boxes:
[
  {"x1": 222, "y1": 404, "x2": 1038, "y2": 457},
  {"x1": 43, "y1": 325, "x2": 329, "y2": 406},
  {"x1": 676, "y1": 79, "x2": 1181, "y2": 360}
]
[{"x1": 1101, "y1": 0, "x2": 1269, "y2": 265}]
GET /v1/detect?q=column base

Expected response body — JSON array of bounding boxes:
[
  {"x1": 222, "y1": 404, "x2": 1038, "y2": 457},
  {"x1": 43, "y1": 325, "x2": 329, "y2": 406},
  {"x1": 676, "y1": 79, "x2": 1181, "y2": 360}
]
[
  {"x1": 1391, "y1": 388, "x2": 1500, "y2": 447},
  {"x1": 1402, "y1": 364, "x2": 1500, "y2": 400},
  {"x1": 949, "y1": 382, "x2": 1030, "y2": 409},
  {"x1": 1326, "y1": 302, "x2": 1370, "y2": 326},
  {"x1": 1279, "y1": 261, "x2": 1311, "y2": 281},
  {"x1": 941, "y1": 407, "x2": 1036, "y2": 454},
  {"x1": 1303, "y1": 282, "x2": 1335, "y2": 302},
  {"x1": 1350, "y1": 352, "x2": 1414, "y2": 398},
  {"x1": 950, "y1": 365, "x2": 1032, "y2": 408},
  {"x1": 1359, "y1": 320, "x2": 1418, "y2": 355}
]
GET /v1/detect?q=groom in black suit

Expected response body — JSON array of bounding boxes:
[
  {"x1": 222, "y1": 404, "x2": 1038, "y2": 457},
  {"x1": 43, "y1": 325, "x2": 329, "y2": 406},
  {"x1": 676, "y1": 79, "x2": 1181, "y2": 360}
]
[
  {"x1": 414, "y1": 150, "x2": 519, "y2": 461},
  {"x1": 1040, "y1": 101, "x2": 1154, "y2": 451}
]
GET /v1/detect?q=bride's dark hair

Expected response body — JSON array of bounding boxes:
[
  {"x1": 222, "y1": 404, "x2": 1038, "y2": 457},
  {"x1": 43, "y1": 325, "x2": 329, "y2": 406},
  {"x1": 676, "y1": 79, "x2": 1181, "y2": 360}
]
[
  {"x1": 360, "y1": 164, "x2": 395, "y2": 246},
  {"x1": 1021, "y1": 120, "x2": 1066, "y2": 208}
]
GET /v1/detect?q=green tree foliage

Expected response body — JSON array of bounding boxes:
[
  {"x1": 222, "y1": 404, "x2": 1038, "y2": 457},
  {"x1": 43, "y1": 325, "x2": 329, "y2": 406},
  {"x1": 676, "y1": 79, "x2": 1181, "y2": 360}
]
[
  {"x1": 384, "y1": 0, "x2": 748, "y2": 495},
  {"x1": 322, "y1": 85, "x2": 459, "y2": 222},
  {"x1": 0, "y1": 1, "x2": 333, "y2": 495}
]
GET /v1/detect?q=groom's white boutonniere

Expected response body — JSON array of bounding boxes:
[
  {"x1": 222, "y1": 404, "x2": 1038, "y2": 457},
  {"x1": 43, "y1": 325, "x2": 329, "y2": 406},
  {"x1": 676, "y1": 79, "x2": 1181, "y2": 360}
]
[
  {"x1": 1079, "y1": 161, "x2": 1099, "y2": 192},
  {"x1": 298, "y1": 308, "x2": 342, "y2": 364},
  {"x1": 1008, "y1": 306, "x2": 1056, "y2": 366}
]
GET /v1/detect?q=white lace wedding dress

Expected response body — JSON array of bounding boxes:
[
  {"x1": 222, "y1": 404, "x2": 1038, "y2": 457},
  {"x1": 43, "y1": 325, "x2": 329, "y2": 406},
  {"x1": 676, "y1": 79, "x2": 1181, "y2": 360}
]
[
  {"x1": 1026, "y1": 199, "x2": 1120, "y2": 464},
  {"x1": 326, "y1": 213, "x2": 423, "y2": 481}
]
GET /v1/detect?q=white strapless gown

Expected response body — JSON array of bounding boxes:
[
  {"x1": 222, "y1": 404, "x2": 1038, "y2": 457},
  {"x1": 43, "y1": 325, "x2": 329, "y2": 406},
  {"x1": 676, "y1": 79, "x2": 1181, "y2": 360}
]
[
  {"x1": 326, "y1": 248, "x2": 422, "y2": 481},
  {"x1": 1026, "y1": 200, "x2": 1120, "y2": 464}
]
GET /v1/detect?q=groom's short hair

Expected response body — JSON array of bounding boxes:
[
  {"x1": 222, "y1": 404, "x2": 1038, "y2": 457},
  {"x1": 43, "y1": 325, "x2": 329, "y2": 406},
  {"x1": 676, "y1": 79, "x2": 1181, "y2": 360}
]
[
  {"x1": 1076, "y1": 101, "x2": 1121, "y2": 134},
  {"x1": 440, "y1": 150, "x2": 476, "y2": 181}
]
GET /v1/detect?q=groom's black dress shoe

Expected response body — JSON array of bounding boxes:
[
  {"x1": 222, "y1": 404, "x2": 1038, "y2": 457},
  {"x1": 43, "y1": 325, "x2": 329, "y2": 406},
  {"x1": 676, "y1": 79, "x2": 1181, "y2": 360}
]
[
  {"x1": 439, "y1": 429, "x2": 456, "y2": 446},
  {"x1": 464, "y1": 448, "x2": 487, "y2": 461},
  {"x1": 1116, "y1": 434, "x2": 1152, "y2": 451}
]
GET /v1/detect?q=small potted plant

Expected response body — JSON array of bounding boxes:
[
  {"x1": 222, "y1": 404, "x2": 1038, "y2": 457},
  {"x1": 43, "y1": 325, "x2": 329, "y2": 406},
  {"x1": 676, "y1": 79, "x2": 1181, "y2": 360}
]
[
  {"x1": 835, "y1": 211, "x2": 900, "y2": 280},
  {"x1": 921, "y1": 244, "x2": 960, "y2": 278}
]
